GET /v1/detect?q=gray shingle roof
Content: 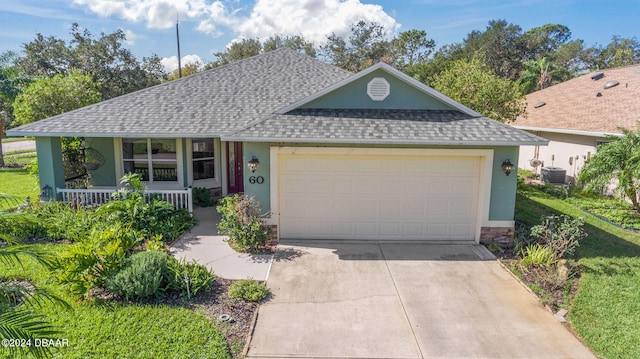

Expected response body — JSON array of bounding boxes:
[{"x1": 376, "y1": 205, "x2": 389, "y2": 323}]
[
  {"x1": 224, "y1": 109, "x2": 547, "y2": 146},
  {"x1": 8, "y1": 48, "x2": 547, "y2": 146},
  {"x1": 9, "y1": 48, "x2": 352, "y2": 138}
]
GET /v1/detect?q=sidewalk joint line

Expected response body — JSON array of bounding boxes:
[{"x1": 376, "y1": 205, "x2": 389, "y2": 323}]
[{"x1": 377, "y1": 241, "x2": 424, "y2": 359}]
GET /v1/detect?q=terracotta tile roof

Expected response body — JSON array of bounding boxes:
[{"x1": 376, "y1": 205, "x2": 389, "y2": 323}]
[{"x1": 512, "y1": 64, "x2": 640, "y2": 134}]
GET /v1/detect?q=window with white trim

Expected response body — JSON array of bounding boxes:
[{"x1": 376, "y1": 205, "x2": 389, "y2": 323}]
[
  {"x1": 122, "y1": 138, "x2": 178, "y2": 182},
  {"x1": 192, "y1": 139, "x2": 215, "y2": 180}
]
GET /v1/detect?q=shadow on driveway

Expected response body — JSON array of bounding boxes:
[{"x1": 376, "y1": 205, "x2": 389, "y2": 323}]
[{"x1": 248, "y1": 241, "x2": 595, "y2": 359}]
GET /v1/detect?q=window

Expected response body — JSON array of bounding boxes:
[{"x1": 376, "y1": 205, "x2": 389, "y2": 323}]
[
  {"x1": 192, "y1": 139, "x2": 215, "y2": 180},
  {"x1": 122, "y1": 138, "x2": 178, "y2": 182}
]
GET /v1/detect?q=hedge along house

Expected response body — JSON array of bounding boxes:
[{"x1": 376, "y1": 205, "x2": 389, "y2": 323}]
[{"x1": 8, "y1": 48, "x2": 547, "y2": 243}]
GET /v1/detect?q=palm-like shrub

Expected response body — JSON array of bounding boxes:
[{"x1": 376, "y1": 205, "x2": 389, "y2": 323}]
[
  {"x1": 579, "y1": 129, "x2": 640, "y2": 212},
  {"x1": 1, "y1": 195, "x2": 69, "y2": 359}
]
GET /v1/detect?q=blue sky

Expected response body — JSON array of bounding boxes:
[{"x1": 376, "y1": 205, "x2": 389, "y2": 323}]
[{"x1": 1, "y1": 0, "x2": 638, "y2": 72}]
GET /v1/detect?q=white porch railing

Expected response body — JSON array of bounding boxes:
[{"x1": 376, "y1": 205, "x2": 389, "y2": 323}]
[{"x1": 57, "y1": 188, "x2": 193, "y2": 213}]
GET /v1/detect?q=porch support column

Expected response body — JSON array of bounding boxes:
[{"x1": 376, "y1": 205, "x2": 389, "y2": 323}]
[{"x1": 35, "y1": 137, "x2": 65, "y2": 200}]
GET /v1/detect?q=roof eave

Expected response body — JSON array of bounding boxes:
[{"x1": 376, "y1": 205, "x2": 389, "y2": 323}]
[
  {"x1": 6, "y1": 129, "x2": 222, "y2": 139},
  {"x1": 513, "y1": 125, "x2": 623, "y2": 138},
  {"x1": 221, "y1": 135, "x2": 548, "y2": 146}
]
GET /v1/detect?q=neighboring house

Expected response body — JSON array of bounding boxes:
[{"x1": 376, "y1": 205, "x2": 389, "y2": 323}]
[
  {"x1": 512, "y1": 64, "x2": 640, "y2": 182},
  {"x1": 7, "y1": 49, "x2": 546, "y2": 243}
]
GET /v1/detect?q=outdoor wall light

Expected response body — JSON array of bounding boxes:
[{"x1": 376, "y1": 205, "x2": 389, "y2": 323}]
[
  {"x1": 502, "y1": 159, "x2": 514, "y2": 176},
  {"x1": 248, "y1": 156, "x2": 260, "y2": 173}
]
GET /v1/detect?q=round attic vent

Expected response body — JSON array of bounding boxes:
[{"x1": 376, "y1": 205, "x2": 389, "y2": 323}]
[
  {"x1": 367, "y1": 77, "x2": 390, "y2": 101},
  {"x1": 604, "y1": 80, "x2": 619, "y2": 89},
  {"x1": 534, "y1": 101, "x2": 546, "y2": 108}
]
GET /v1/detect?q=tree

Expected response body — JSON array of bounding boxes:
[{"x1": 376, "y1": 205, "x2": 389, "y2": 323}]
[
  {"x1": 263, "y1": 35, "x2": 316, "y2": 57},
  {"x1": 208, "y1": 35, "x2": 318, "y2": 69},
  {"x1": 168, "y1": 62, "x2": 202, "y2": 80},
  {"x1": 432, "y1": 56, "x2": 526, "y2": 123},
  {"x1": 0, "y1": 51, "x2": 28, "y2": 167},
  {"x1": 321, "y1": 21, "x2": 393, "y2": 72},
  {"x1": 391, "y1": 29, "x2": 436, "y2": 75},
  {"x1": 209, "y1": 38, "x2": 263, "y2": 68},
  {"x1": 520, "y1": 24, "x2": 572, "y2": 61},
  {"x1": 518, "y1": 57, "x2": 568, "y2": 93},
  {"x1": 17, "y1": 24, "x2": 165, "y2": 100},
  {"x1": 583, "y1": 36, "x2": 640, "y2": 70},
  {"x1": 549, "y1": 40, "x2": 590, "y2": 77},
  {"x1": 456, "y1": 20, "x2": 525, "y2": 80},
  {"x1": 13, "y1": 71, "x2": 101, "y2": 126},
  {"x1": 578, "y1": 129, "x2": 640, "y2": 212}
]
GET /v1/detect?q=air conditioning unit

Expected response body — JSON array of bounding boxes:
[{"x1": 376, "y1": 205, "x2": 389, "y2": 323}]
[{"x1": 540, "y1": 167, "x2": 566, "y2": 184}]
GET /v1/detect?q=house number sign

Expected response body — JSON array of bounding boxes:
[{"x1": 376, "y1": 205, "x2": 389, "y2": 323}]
[{"x1": 249, "y1": 176, "x2": 264, "y2": 184}]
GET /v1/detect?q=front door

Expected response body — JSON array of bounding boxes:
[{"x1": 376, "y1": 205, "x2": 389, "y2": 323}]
[{"x1": 226, "y1": 142, "x2": 244, "y2": 193}]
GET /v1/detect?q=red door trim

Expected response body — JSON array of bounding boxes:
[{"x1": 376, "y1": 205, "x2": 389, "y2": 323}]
[{"x1": 226, "y1": 142, "x2": 244, "y2": 193}]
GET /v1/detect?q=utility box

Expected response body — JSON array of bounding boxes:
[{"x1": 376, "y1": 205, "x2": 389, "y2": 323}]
[{"x1": 541, "y1": 167, "x2": 566, "y2": 184}]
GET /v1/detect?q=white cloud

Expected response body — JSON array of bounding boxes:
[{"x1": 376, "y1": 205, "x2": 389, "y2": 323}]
[
  {"x1": 72, "y1": 0, "x2": 229, "y2": 31},
  {"x1": 161, "y1": 54, "x2": 204, "y2": 73},
  {"x1": 230, "y1": 0, "x2": 400, "y2": 44},
  {"x1": 74, "y1": 0, "x2": 400, "y2": 44}
]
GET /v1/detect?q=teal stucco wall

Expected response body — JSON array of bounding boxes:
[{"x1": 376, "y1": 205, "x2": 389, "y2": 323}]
[
  {"x1": 35, "y1": 137, "x2": 65, "y2": 200},
  {"x1": 240, "y1": 142, "x2": 520, "y2": 222},
  {"x1": 243, "y1": 142, "x2": 271, "y2": 213},
  {"x1": 302, "y1": 69, "x2": 453, "y2": 110},
  {"x1": 86, "y1": 137, "x2": 118, "y2": 187},
  {"x1": 488, "y1": 146, "x2": 519, "y2": 222}
]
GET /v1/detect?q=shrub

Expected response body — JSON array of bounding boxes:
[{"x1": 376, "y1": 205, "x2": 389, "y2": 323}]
[
  {"x1": 52, "y1": 223, "x2": 144, "y2": 298},
  {"x1": 28, "y1": 201, "x2": 95, "y2": 241},
  {"x1": 228, "y1": 279, "x2": 269, "y2": 302},
  {"x1": 530, "y1": 215, "x2": 586, "y2": 258},
  {"x1": 217, "y1": 195, "x2": 271, "y2": 252},
  {"x1": 106, "y1": 251, "x2": 170, "y2": 300},
  {"x1": 23, "y1": 158, "x2": 38, "y2": 178},
  {"x1": 0, "y1": 212, "x2": 48, "y2": 240},
  {"x1": 192, "y1": 187, "x2": 216, "y2": 207},
  {"x1": 520, "y1": 244, "x2": 557, "y2": 267},
  {"x1": 98, "y1": 174, "x2": 195, "y2": 243},
  {"x1": 535, "y1": 183, "x2": 570, "y2": 199},
  {"x1": 167, "y1": 257, "x2": 215, "y2": 299},
  {"x1": 135, "y1": 200, "x2": 195, "y2": 242}
]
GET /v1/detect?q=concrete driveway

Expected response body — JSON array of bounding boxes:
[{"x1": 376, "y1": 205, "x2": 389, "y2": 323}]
[{"x1": 247, "y1": 241, "x2": 595, "y2": 359}]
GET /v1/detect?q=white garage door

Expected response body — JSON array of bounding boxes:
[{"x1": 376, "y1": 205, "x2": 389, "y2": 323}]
[{"x1": 278, "y1": 152, "x2": 481, "y2": 241}]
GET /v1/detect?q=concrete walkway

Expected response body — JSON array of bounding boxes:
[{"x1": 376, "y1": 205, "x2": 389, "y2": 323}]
[
  {"x1": 169, "y1": 207, "x2": 272, "y2": 280},
  {"x1": 248, "y1": 241, "x2": 595, "y2": 359}
]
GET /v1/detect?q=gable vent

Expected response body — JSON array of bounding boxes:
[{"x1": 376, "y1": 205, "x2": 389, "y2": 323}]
[{"x1": 367, "y1": 77, "x2": 390, "y2": 101}]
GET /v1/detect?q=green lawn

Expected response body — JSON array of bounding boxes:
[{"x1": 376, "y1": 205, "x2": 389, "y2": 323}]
[
  {"x1": 517, "y1": 189, "x2": 640, "y2": 358},
  {"x1": 0, "y1": 157, "x2": 39, "y2": 210},
  {"x1": 0, "y1": 244, "x2": 231, "y2": 359}
]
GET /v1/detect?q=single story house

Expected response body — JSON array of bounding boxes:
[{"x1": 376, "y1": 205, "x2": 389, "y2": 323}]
[
  {"x1": 512, "y1": 64, "x2": 640, "y2": 182},
  {"x1": 8, "y1": 48, "x2": 546, "y2": 243}
]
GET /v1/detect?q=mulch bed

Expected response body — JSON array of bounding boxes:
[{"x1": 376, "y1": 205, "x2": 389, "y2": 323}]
[
  {"x1": 191, "y1": 278, "x2": 259, "y2": 355},
  {"x1": 490, "y1": 247, "x2": 580, "y2": 313}
]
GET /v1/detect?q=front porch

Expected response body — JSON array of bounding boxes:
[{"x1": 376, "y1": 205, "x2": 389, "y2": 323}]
[
  {"x1": 56, "y1": 186, "x2": 193, "y2": 212},
  {"x1": 33, "y1": 137, "x2": 251, "y2": 212}
]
